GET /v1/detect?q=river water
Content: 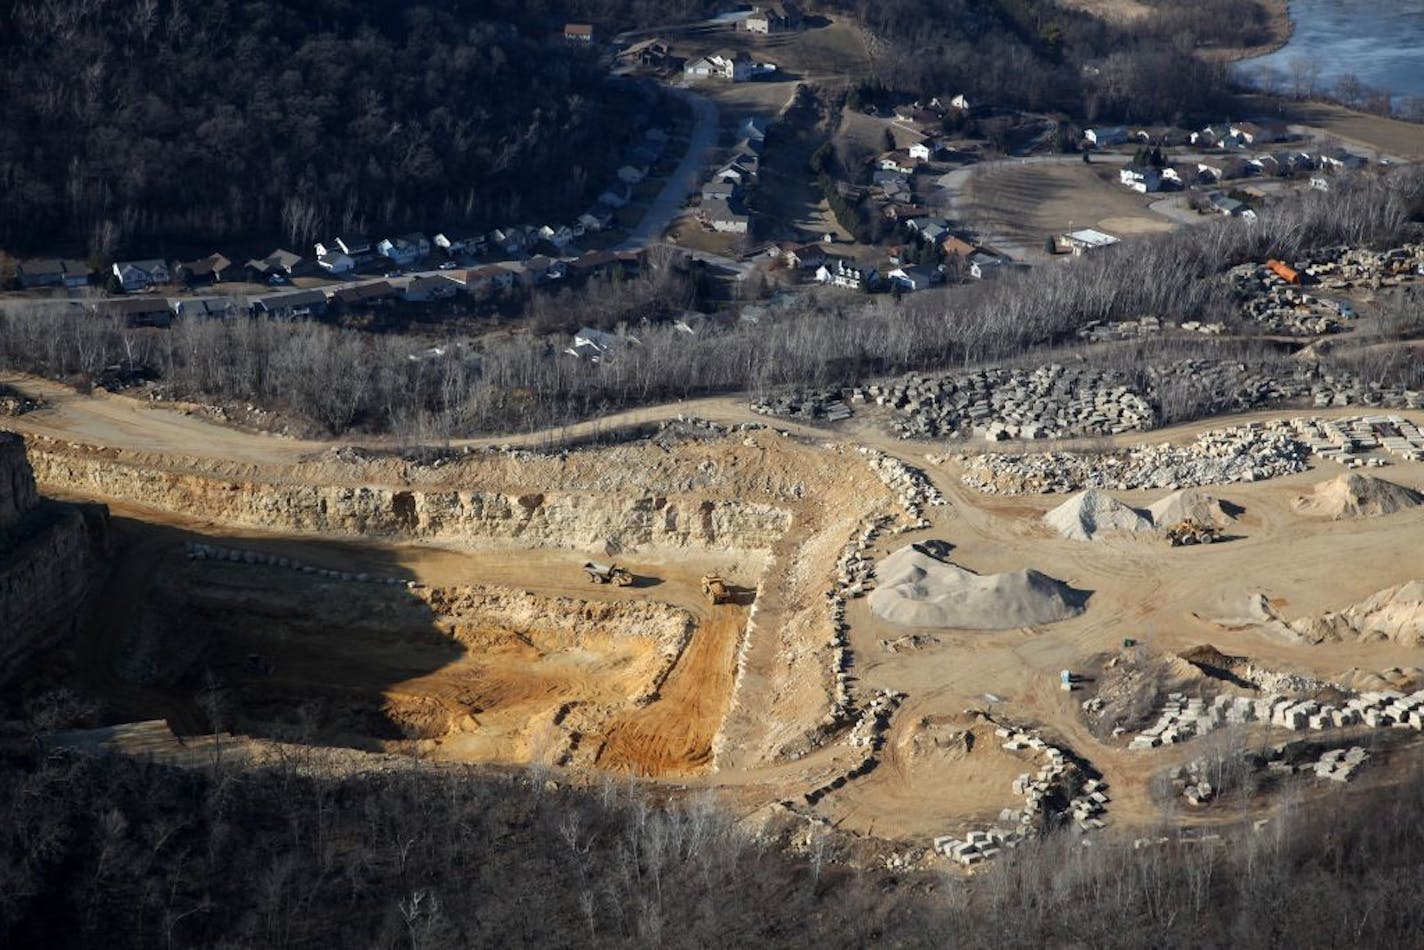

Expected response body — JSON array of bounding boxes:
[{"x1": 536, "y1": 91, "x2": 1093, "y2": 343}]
[{"x1": 1239, "y1": 0, "x2": 1424, "y2": 101}]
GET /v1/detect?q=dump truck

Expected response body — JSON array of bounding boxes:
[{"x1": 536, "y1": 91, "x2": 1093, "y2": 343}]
[
  {"x1": 1165, "y1": 519, "x2": 1221, "y2": 546},
  {"x1": 701, "y1": 573, "x2": 733, "y2": 605},
  {"x1": 584, "y1": 561, "x2": 633, "y2": 585}
]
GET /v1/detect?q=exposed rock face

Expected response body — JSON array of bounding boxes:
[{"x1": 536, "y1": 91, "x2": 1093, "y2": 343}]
[
  {"x1": 23, "y1": 446, "x2": 791, "y2": 554},
  {"x1": 0, "y1": 432, "x2": 108, "y2": 680},
  {"x1": 0, "y1": 433, "x2": 39, "y2": 533},
  {"x1": 1292, "y1": 581, "x2": 1424, "y2": 646}
]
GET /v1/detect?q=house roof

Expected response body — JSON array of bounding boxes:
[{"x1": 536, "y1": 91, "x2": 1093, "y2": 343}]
[
  {"x1": 1064, "y1": 228, "x2": 1119, "y2": 247},
  {"x1": 565, "y1": 23, "x2": 593, "y2": 36},
  {"x1": 251, "y1": 289, "x2": 326, "y2": 309},
  {"x1": 700, "y1": 198, "x2": 747, "y2": 223},
  {"x1": 179, "y1": 253, "x2": 232, "y2": 275},
  {"x1": 18, "y1": 259, "x2": 65, "y2": 276},
  {"x1": 96, "y1": 297, "x2": 171, "y2": 317},
  {"x1": 940, "y1": 235, "x2": 978, "y2": 258},
  {"x1": 330, "y1": 280, "x2": 395, "y2": 304}
]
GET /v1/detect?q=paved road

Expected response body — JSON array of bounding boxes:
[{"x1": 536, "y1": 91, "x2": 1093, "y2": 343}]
[{"x1": 617, "y1": 87, "x2": 719, "y2": 250}]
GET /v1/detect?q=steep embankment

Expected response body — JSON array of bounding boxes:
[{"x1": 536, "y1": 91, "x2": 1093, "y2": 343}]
[{"x1": 0, "y1": 433, "x2": 108, "y2": 679}]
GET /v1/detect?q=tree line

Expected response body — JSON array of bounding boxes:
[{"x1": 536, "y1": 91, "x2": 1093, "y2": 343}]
[
  {"x1": 1, "y1": 167, "x2": 1420, "y2": 440},
  {"x1": 2, "y1": 730, "x2": 1423, "y2": 947}
]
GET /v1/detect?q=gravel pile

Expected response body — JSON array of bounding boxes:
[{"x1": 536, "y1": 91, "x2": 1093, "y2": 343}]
[{"x1": 1043, "y1": 490, "x2": 1152, "y2": 541}]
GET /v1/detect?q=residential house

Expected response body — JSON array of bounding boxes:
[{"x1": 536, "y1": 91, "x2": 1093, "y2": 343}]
[
  {"x1": 815, "y1": 257, "x2": 876, "y2": 291},
  {"x1": 1084, "y1": 126, "x2": 1128, "y2": 147},
  {"x1": 887, "y1": 264, "x2": 939, "y2": 292},
  {"x1": 112, "y1": 259, "x2": 171, "y2": 292},
  {"x1": 248, "y1": 289, "x2": 327, "y2": 319},
  {"x1": 617, "y1": 164, "x2": 647, "y2": 185},
  {"x1": 317, "y1": 250, "x2": 355, "y2": 275},
  {"x1": 906, "y1": 218, "x2": 950, "y2": 244},
  {"x1": 577, "y1": 210, "x2": 611, "y2": 233},
  {"x1": 738, "y1": 117, "x2": 767, "y2": 145},
  {"x1": 1209, "y1": 193, "x2": 1255, "y2": 218},
  {"x1": 1059, "y1": 229, "x2": 1119, "y2": 255},
  {"x1": 434, "y1": 230, "x2": 484, "y2": 256},
  {"x1": 702, "y1": 180, "x2": 743, "y2": 204},
  {"x1": 564, "y1": 23, "x2": 593, "y2": 43},
  {"x1": 719, "y1": 151, "x2": 760, "y2": 183},
  {"x1": 1119, "y1": 164, "x2": 1163, "y2": 193},
  {"x1": 1191, "y1": 123, "x2": 1236, "y2": 148},
  {"x1": 967, "y1": 251, "x2": 1005, "y2": 280},
  {"x1": 327, "y1": 280, "x2": 397, "y2": 311},
  {"x1": 567, "y1": 326, "x2": 631, "y2": 362},
  {"x1": 699, "y1": 198, "x2": 749, "y2": 233},
  {"x1": 950, "y1": 93, "x2": 970, "y2": 111},
  {"x1": 97, "y1": 297, "x2": 172, "y2": 326},
  {"x1": 174, "y1": 253, "x2": 234, "y2": 286},
  {"x1": 244, "y1": 249, "x2": 306, "y2": 281},
  {"x1": 684, "y1": 50, "x2": 754, "y2": 82},
  {"x1": 535, "y1": 224, "x2": 576, "y2": 249},
  {"x1": 909, "y1": 139, "x2": 943, "y2": 162},
  {"x1": 459, "y1": 264, "x2": 517, "y2": 293},
  {"x1": 1310, "y1": 176, "x2": 1331, "y2": 192},
  {"x1": 878, "y1": 151, "x2": 920, "y2": 175},
  {"x1": 16, "y1": 259, "x2": 90, "y2": 289},
  {"x1": 618, "y1": 39, "x2": 671, "y2": 68},
  {"x1": 1319, "y1": 149, "x2": 1366, "y2": 171},
  {"x1": 377, "y1": 233, "x2": 430, "y2": 266},
  {"x1": 400, "y1": 275, "x2": 461, "y2": 302},
  {"x1": 1196, "y1": 163, "x2": 1224, "y2": 184},
  {"x1": 169, "y1": 296, "x2": 236, "y2": 319},
  {"x1": 744, "y1": 2, "x2": 803, "y2": 34},
  {"x1": 316, "y1": 235, "x2": 373, "y2": 260},
  {"x1": 940, "y1": 235, "x2": 978, "y2": 260},
  {"x1": 770, "y1": 242, "x2": 827, "y2": 270},
  {"x1": 872, "y1": 168, "x2": 910, "y2": 189}
]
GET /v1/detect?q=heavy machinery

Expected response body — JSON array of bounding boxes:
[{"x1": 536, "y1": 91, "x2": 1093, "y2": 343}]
[
  {"x1": 701, "y1": 573, "x2": 733, "y2": 605},
  {"x1": 1165, "y1": 519, "x2": 1221, "y2": 546},
  {"x1": 584, "y1": 561, "x2": 633, "y2": 586}
]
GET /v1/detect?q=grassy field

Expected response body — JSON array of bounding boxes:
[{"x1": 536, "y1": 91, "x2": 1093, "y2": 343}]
[
  {"x1": 1237, "y1": 95, "x2": 1424, "y2": 160},
  {"x1": 962, "y1": 161, "x2": 1174, "y2": 253},
  {"x1": 672, "y1": 16, "x2": 870, "y2": 88}
]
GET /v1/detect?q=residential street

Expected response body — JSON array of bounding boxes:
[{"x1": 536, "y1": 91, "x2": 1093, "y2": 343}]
[{"x1": 617, "y1": 87, "x2": 719, "y2": 250}]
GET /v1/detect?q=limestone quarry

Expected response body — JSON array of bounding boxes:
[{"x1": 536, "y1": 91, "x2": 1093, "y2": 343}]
[{"x1": 4, "y1": 369, "x2": 1424, "y2": 875}]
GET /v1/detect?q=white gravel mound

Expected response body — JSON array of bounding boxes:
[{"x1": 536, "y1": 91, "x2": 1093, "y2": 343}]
[
  {"x1": 1044, "y1": 489, "x2": 1152, "y2": 541},
  {"x1": 868, "y1": 544, "x2": 1087, "y2": 630},
  {"x1": 1148, "y1": 489, "x2": 1240, "y2": 528},
  {"x1": 1292, "y1": 473, "x2": 1423, "y2": 520}
]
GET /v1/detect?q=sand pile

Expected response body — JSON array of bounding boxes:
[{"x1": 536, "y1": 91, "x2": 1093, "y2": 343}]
[
  {"x1": 1148, "y1": 489, "x2": 1240, "y2": 528},
  {"x1": 1292, "y1": 473, "x2": 1423, "y2": 520},
  {"x1": 868, "y1": 543, "x2": 1087, "y2": 629},
  {"x1": 1292, "y1": 581, "x2": 1424, "y2": 646},
  {"x1": 1044, "y1": 489, "x2": 1152, "y2": 541}
]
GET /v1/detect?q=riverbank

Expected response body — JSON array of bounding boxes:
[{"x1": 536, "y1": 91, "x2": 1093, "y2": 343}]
[{"x1": 1212, "y1": 0, "x2": 1294, "y2": 64}]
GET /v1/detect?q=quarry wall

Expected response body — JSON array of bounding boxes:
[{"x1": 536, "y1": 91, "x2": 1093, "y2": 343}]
[
  {"x1": 0, "y1": 433, "x2": 108, "y2": 680},
  {"x1": 22, "y1": 440, "x2": 792, "y2": 553}
]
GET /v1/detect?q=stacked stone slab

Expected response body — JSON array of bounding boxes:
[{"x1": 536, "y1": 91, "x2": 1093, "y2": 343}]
[
  {"x1": 1312, "y1": 746, "x2": 1370, "y2": 782},
  {"x1": 1129, "y1": 688, "x2": 1424, "y2": 751},
  {"x1": 1075, "y1": 316, "x2": 1163, "y2": 342},
  {"x1": 933, "y1": 721, "x2": 1107, "y2": 866}
]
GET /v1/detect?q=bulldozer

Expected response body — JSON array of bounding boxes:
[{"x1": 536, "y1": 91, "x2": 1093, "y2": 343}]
[
  {"x1": 1165, "y1": 519, "x2": 1221, "y2": 547},
  {"x1": 583, "y1": 561, "x2": 633, "y2": 586},
  {"x1": 701, "y1": 573, "x2": 733, "y2": 605}
]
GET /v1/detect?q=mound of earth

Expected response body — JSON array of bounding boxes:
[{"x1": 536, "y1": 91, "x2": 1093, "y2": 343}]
[
  {"x1": 1148, "y1": 489, "x2": 1241, "y2": 529},
  {"x1": 1044, "y1": 489, "x2": 1152, "y2": 541},
  {"x1": 868, "y1": 543, "x2": 1088, "y2": 629},
  {"x1": 1291, "y1": 581, "x2": 1424, "y2": 646},
  {"x1": 1292, "y1": 473, "x2": 1423, "y2": 520}
]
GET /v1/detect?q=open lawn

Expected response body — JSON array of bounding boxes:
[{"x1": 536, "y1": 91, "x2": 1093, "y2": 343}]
[
  {"x1": 962, "y1": 161, "x2": 1174, "y2": 256},
  {"x1": 1238, "y1": 95, "x2": 1424, "y2": 160},
  {"x1": 673, "y1": 16, "x2": 870, "y2": 87}
]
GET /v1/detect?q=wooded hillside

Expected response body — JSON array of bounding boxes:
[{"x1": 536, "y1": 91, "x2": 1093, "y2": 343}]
[{"x1": 0, "y1": 0, "x2": 642, "y2": 258}]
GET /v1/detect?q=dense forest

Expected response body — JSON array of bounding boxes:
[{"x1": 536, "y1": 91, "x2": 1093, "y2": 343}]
[
  {"x1": 2, "y1": 740, "x2": 1423, "y2": 947},
  {"x1": 0, "y1": 0, "x2": 652, "y2": 258},
  {"x1": 827, "y1": 0, "x2": 1255, "y2": 122}
]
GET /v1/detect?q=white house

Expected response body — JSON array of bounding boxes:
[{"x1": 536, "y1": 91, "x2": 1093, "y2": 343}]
[
  {"x1": 434, "y1": 230, "x2": 483, "y2": 255},
  {"x1": 317, "y1": 250, "x2": 355, "y2": 274},
  {"x1": 316, "y1": 235, "x2": 372, "y2": 259},
  {"x1": 887, "y1": 264, "x2": 939, "y2": 292},
  {"x1": 816, "y1": 257, "x2": 876, "y2": 290},
  {"x1": 112, "y1": 259, "x2": 171, "y2": 292},
  {"x1": 908, "y1": 139, "x2": 943, "y2": 162},
  {"x1": 950, "y1": 93, "x2": 970, "y2": 111},
  {"x1": 700, "y1": 198, "x2": 749, "y2": 233},
  {"x1": 1084, "y1": 126, "x2": 1128, "y2": 147},
  {"x1": 376, "y1": 233, "x2": 429, "y2": 266},
  {"x1": 1197, "y1": 163, "x2": 1224, "y2": 183},
  {"x1": 1061, "y1": 229, "x2": 1119, "y2": 255},
  {"x1": 684, "y1": 50, "x2": 754, "y2": 82},
  {"x1": 1119, "y1": 164, "x2": 1162, "y2": 193},
  {"x1": 968, "y1": 252, "x2": 1004, "y2": 280}
]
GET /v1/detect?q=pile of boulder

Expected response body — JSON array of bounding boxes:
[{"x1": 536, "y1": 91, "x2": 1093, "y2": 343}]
[
  {"x1": 1310, "y1": 746, "x2": 1370, "y2": 782},
  {"x1": 1075, "y1": 316, "x2": 1163, "y2": 342},
  {"x1": 961, "y1": 422, "x2": 1310, "y2": 495},
  {"x1": 1165, "y1": 758, "x2": 1219, "y2": 806},
  {"x1": 1294, "y1": 243, "x2": 1424, "y2": 288},
  {"x1": 804, "y1": 690, "x2": 902, "y2": 806},
  {"x1": 822, "y1": 515, "x2": 893, "y2": 729},
  {"x1": 860, "y1": 449, "x2": 946, "y2": 525},
  {"x1": 1227, "y1": 264, "x2": 1353, "y2": 335},
  {"x1": 751, "y1": 391, "x2": 852, "y2": 422},
  {"x1": 871, "y1": 365, "x2": 1157, "y2": 441}
]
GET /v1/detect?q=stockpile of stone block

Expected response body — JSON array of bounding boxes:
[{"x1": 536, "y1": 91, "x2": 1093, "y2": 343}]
[
  {"x1": 1311, "y1": 746, "x2": 1370, "y2": 782},
  {"x1": 1075, "y1": 317, "x2": 1163, "y2": 342},
  {"x1": 823, "y1": 515, "x2": 894, "y2": 728},
  {"x1": 805, "y1": 690, "x2": 902, "y2": 805},
  {"x1": 1168, "y1": 759, "x2": 1218, "y2": 806},
  {"x1": 1298, "y1": 244, "x2": 1424, "y2": 288},
  {"x1": 962, "y1": 422, "x2": 1311, "y2": 495},
  {"x1": 933, "y1": 722, "x2": 1107, "y2": 866},
  {"x1": 860, "y1": 449, "x2": 946, "y2": 525},
  {"x1": 871, "y1": 365, "x2": 1158, "y2": 442},
  {"x1": 1292, "y1": 414, "x2": 1424, "y2": 462},
  {"x1": 751, "y1": 392, "x2": 852, "y2": 422},
  {"x1": 1129, "y1": 688, "x2": 1424, "y2": 751}
]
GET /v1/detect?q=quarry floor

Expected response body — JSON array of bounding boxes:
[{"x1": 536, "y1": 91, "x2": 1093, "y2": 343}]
[{"x1": 6, "y1": 371, "x2": 1424, "y2": 862}]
